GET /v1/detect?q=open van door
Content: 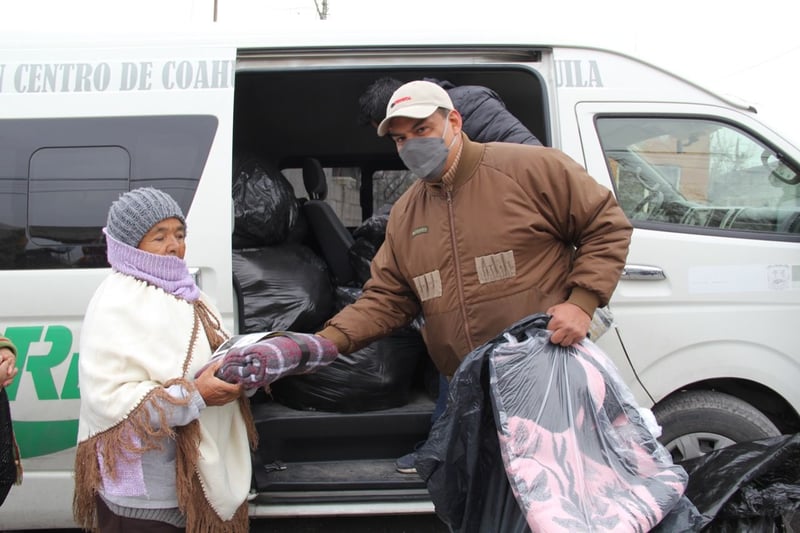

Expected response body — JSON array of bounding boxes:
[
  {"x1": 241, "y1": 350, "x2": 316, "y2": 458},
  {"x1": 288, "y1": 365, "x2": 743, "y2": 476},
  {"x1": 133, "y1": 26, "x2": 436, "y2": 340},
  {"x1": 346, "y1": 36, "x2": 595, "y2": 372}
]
[
  {"x1": 576, "y1": 100, "x2": 800, "y2": 460},
  {"x1": 0, "y1": 36, "x2": 236, "y2": 529}
]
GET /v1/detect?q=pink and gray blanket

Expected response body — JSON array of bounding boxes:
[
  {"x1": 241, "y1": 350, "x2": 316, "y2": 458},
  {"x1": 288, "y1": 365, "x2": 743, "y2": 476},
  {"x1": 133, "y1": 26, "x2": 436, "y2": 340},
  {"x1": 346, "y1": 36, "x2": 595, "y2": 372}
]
[
  {"x1": 415, "y1": 314, "x2": 701, "y2": 533},
  {"x1": 491, "y1": 335, "x2": 687, "y2": 531},
  {"x1": 195, "y1": 332, "x2": 338, "y2": 389}
]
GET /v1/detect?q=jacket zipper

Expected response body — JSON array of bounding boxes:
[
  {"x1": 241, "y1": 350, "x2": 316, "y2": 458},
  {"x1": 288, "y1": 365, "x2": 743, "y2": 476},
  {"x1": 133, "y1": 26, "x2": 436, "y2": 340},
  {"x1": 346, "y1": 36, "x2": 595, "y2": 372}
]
[{"x1": 446, "y1": 190, "x2": 474, "y2": 352}]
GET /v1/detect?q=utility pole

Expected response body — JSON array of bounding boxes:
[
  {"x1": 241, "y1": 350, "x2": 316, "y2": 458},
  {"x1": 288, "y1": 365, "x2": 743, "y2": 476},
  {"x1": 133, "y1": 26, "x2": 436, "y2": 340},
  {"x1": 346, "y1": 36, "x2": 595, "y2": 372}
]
[{"x1": 314, "y1": 0, "x2": 328, "y2": 20}]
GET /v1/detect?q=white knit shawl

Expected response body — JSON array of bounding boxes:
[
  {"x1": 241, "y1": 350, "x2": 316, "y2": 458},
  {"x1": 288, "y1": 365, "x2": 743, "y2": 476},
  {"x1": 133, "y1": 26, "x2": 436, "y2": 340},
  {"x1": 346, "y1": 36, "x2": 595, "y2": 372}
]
[{"x1": 77, "y1": 272, "x2": 251, "y2": 520}]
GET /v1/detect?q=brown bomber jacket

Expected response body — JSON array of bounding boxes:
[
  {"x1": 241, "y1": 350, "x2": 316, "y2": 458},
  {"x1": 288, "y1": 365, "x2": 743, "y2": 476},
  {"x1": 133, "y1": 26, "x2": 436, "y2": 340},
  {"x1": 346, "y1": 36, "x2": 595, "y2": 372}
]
[{"x1": 320, "y1": 135, "x2": 632, "y2": 376}]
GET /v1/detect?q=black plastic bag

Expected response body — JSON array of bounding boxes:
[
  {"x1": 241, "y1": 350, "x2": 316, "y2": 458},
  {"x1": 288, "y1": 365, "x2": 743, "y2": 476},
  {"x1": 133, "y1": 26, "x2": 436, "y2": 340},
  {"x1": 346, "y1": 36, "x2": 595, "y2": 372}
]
[
  {"x1": 232, "y1": 244, "x2": 334, "y2": 333},
  {"x1": 348, "y1": 239, "x2": 378, "y2": 286},
  {"x1": 681, "y1": 433, "x2": 800, "y2": 532},
  {"x1": 352, "y1": 212, "x2": 389, "y2": 243},
  {"x1": 348, "y1": 213, "x2": 389, "y2": 285},
  {"x1": 333, "y1": 286, "x2": 424, "y2": 334},
  {"x1": 269, "y1": 286, "x2": 426, "y2": 412},
  {"x1": 333, "y1": 285, "x2": 362, "y2": 309},
  {"x1": 415, "y1": 339, "x2": 499, "y2": 532},
  {"x1": 232, "y1": 157, "x2": 299, "y2": 247},
  {"x1": 270, "y1": 329, "x2": 426, "y2": 413}
]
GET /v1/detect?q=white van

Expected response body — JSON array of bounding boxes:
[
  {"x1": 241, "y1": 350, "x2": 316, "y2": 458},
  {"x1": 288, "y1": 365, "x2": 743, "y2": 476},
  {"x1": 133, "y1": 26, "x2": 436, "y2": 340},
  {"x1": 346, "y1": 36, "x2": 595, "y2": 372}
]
[{"x1": 1, "y1": 27, "x2": 798, "y2": 529}]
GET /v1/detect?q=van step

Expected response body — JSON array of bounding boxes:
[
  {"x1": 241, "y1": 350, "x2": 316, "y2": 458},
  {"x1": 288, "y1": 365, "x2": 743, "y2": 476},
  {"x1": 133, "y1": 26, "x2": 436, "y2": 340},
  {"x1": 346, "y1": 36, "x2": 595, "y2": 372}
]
[
  {"x1": 251, "y1": 392, "x2": 435, "y2": 463},
  {"x1": 254, "y1": 458, "x2": 428, "y2": 492}
]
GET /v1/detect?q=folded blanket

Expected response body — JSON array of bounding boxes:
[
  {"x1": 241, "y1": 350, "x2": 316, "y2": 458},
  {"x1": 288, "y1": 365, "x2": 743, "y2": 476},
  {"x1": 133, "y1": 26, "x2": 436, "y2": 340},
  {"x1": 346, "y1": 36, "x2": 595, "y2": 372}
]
[{"x1": 195, "y1": 332, "x2": 339, "y2": 389}]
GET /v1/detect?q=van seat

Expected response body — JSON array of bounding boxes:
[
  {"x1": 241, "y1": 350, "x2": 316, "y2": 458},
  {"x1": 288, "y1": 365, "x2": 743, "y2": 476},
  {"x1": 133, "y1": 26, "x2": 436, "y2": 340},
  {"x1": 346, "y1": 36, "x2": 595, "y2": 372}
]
[{"x1": 301, "y1": 157, "x2": 356, "y2": 285}]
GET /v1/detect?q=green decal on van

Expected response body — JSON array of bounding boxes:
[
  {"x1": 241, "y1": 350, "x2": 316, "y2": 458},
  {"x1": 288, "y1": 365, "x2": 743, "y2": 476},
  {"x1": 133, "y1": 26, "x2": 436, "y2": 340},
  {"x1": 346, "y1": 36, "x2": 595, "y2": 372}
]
[{"x1": 12, "y1": 420, "x2": 79, "y2": 458}]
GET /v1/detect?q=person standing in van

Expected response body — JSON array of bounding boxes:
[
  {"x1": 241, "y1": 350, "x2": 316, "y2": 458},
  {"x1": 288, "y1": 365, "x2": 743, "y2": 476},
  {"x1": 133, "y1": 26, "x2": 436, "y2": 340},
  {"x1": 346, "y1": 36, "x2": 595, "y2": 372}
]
[
  {"x1": 73, "y1": 188, "x2": 256, "y2": 533},
  {"x1": 318, "y1": 77, "x2": 632, "y2": 428},
  {"x1": 0, "y1": 336, "x2": 22, "y2": 507},
  {"x1": 358, "y1": 76, "x2": 542, "y2": 146}
]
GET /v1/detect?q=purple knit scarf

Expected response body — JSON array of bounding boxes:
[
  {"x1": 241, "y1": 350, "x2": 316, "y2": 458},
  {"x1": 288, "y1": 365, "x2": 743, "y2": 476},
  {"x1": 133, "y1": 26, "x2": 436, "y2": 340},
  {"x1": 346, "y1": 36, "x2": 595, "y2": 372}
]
[{"x1": 104, "y1": 228, "x2": 200, "y2": 302}]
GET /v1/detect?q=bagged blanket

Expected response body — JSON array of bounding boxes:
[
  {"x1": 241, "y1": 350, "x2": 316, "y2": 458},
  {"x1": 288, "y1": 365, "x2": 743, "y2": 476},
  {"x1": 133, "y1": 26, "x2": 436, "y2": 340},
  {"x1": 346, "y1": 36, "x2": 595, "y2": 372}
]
[
  {"x1": 490, "y1": 324, "x2": 688, "y2": 532},
  {"x1": 195, "y1": 332, "x2": 338, "y2": 389},
  {"x1": 417, "y1": 313, "x2": 699, "y2": 533}
]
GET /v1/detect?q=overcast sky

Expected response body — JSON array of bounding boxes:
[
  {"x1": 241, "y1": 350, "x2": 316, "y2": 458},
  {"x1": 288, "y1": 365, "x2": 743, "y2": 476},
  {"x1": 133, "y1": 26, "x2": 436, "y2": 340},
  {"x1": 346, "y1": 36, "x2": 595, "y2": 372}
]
[{"x1": 3, "y1": 0, "x2": 798, "y2": 145}]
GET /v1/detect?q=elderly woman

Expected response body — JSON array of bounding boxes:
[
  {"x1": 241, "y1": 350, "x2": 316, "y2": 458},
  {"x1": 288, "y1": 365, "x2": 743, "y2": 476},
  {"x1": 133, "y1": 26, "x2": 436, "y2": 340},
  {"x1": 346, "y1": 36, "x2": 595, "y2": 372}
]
[{"x1": 73, "y1": 188, "x2": 255, "y2": 533}]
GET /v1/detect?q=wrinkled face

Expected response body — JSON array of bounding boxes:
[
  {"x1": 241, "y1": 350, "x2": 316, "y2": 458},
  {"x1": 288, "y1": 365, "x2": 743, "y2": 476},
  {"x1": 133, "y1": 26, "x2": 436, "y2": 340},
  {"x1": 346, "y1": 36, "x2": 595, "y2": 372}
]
[{"x1": 137, "y1": 217, "x2": 186, "y2": 258}]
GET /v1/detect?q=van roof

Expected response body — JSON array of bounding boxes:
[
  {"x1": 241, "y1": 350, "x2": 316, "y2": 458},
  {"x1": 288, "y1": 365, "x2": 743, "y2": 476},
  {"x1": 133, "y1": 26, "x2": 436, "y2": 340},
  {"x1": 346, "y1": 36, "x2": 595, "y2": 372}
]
[
  {"x1": 0, "y1": 23, "x2": 755, "y2": 112},
  {"x1": 0, "y1": 21, "x2": 643, "y2": 51}
]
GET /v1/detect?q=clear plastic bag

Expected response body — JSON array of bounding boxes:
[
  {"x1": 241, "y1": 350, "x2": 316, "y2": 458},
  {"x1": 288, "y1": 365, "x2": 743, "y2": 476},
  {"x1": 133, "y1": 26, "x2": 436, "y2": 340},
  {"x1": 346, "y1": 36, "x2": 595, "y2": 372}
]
[
  {"x1": 416, "y1": 313, "x2": 699, "y2": 533},
  {"x1": 489, "y1": 325, "x2": 690, "y2": 532},
  {"x1": 587, "y1": 305, "x2": 615, "y2": 341}
]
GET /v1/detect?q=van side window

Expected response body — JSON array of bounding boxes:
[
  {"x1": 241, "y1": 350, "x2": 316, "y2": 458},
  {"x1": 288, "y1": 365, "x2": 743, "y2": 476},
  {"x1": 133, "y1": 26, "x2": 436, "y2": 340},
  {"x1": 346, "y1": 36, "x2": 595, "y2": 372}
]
[
  {"x1": 372, "y1": 170, "x2": 417, "y2": 214},
  {"x1": 597, "y1": 117, "x2": 800, "y2": 238},
  {"x1": 0, "y1": 115, "x2": 217, "y2": 270},
  {"x1": 283, "y1": 166, "x2": 363, "y2": 227},
  {"x1": 29, "y1": 146, "x2": 130, "y2": 247}
]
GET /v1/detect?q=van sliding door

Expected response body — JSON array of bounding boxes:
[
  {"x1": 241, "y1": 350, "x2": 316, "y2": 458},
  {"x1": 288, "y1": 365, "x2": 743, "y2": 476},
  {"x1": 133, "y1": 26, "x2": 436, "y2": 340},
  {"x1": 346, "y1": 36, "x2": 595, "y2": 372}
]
[{"x1": 0, "y1": 39, "x2": 236, "y2": 529}]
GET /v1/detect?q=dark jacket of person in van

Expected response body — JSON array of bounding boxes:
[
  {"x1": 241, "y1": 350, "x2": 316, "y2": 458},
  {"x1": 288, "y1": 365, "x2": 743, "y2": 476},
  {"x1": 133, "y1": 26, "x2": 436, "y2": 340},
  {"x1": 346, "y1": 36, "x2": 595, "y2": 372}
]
[
  {"x1": 357, "y1": 76, "x2": 542, "y2": 146},
  {"x1": 320, "y1": 130, "x2": 632, "y2": 376},
  {"x1": 433, "y1": 79, "x2": 542, "y2": 146}
]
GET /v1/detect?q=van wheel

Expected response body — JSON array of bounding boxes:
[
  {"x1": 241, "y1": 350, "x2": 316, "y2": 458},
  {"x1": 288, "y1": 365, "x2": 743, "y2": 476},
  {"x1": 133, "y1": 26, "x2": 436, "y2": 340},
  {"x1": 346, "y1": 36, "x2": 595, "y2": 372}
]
[{"x1": 653, "y1": 390, "x2": 780, "y2": 462}]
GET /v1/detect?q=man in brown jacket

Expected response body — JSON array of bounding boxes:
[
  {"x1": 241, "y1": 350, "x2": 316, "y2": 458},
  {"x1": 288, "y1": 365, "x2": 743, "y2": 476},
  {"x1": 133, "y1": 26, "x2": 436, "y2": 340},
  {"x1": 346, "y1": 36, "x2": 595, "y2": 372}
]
[{"x1": 319, "y1": 79, "x2": 632, "y2": 378}]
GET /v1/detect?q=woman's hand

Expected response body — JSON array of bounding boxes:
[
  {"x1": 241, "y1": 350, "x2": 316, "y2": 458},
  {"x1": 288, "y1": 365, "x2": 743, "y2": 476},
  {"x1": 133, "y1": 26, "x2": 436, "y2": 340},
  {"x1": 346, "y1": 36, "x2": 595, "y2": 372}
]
[
  {"x1": 194, "y1": 360, "x2": 243, "y2": 406},
  {"x1": 0, "y1": 347, "x2": 18, "y2": 388}
]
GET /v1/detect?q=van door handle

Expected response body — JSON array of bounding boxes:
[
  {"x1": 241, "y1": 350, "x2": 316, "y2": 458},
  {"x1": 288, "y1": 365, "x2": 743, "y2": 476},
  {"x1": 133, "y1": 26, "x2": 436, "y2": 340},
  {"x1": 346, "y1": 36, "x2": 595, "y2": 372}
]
[{"x1": 621, "y1": 264, "x2": 666, "y2": 281}]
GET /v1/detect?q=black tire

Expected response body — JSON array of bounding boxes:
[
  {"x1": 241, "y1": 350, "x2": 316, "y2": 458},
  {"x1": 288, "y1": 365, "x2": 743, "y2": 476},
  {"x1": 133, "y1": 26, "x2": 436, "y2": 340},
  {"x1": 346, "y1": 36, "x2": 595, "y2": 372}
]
[{"x1": 653, "y1": 390, "x2": 780, "y2": 462}]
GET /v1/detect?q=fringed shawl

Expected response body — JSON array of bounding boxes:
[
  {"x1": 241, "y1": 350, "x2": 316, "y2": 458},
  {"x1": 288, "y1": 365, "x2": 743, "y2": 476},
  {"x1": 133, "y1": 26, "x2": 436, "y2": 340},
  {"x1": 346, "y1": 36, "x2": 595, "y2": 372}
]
[{"x1": 73, "y1": 273, "x2": 256, "y2": 532}]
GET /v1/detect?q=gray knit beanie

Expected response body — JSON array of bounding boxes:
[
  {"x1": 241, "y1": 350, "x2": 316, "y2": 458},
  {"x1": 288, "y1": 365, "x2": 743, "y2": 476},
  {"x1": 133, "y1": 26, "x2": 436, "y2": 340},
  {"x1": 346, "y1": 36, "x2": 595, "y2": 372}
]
[{"x1": 106, "y1": 187, "x2": 186, "y2": 247}]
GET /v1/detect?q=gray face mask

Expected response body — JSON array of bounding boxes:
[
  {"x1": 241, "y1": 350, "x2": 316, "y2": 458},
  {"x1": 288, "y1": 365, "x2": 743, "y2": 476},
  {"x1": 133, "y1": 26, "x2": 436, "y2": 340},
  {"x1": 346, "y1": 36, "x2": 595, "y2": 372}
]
[{"x1": 399, "y1": 116, "x2": 457, "y2": 182}]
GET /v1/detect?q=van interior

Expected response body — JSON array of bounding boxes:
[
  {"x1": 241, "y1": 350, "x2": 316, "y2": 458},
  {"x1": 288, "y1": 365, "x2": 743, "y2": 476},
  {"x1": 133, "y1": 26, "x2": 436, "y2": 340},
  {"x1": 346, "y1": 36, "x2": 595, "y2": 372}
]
[{"x1": 229, "y1": 62, "x2": 548, "y2": 502}]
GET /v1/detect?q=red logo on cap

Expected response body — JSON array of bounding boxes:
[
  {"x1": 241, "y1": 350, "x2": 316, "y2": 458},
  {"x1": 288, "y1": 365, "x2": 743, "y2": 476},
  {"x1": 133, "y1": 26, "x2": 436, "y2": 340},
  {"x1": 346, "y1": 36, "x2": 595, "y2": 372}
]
[{"x1": 390, "y1": 96, "x2": 412, "y2": 108}]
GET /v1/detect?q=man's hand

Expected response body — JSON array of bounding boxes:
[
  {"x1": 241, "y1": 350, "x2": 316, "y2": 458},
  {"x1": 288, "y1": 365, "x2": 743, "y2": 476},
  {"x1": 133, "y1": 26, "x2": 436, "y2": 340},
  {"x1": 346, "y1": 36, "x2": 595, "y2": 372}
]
[
  {"x1": 546, "y1": 302, "x2": 591, "y2": 346},
  {"x1": 194, "y1": 360, "x2": 243, "y2": 406}
]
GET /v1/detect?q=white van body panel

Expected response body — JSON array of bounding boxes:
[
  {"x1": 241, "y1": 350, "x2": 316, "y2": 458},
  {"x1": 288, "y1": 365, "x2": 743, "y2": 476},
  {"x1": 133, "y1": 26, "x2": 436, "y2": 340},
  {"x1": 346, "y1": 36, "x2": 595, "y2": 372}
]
[
  {"x1": 0, "y1": 39, "x2": 237, "y2": 529},
  {"x1": 547, "y1": 49, "x2": 797, "y2": 415},
  {"x1": 575, "y1": 101, "x2": 800, "y2": 410}
]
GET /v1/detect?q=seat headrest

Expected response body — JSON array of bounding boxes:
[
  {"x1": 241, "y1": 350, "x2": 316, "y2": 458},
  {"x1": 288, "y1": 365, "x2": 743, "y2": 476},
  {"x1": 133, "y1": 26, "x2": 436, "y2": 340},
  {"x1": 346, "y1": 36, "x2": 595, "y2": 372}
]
[{"x1": 302, "y1": 158, "x2": 328, "y2": 201}]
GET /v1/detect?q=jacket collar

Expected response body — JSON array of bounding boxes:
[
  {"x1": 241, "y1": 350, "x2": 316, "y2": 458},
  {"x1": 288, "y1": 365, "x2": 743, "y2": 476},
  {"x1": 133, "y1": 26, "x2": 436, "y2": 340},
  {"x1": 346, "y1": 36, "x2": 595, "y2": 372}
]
[{"x1": 427, "y1": 133, "x2": 484, "y2": 193}]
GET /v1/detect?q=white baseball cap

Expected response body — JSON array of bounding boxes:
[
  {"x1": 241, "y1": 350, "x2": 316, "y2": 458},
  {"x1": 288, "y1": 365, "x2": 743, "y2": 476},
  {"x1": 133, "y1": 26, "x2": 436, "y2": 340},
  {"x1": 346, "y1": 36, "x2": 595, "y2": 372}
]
[{"x1": 377, "y1": 80, "x2": 454, "y2": 137}]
